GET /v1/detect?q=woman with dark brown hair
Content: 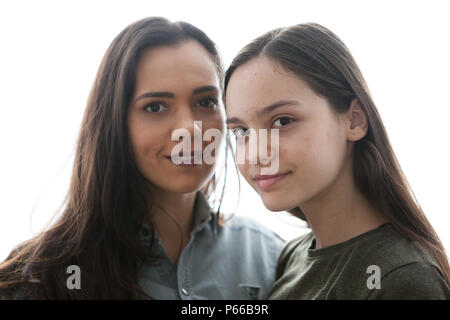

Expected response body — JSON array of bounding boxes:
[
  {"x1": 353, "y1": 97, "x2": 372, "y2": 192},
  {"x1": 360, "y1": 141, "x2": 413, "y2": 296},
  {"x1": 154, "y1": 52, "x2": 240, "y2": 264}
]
[
  {"x1": 0, "y1": 17, "x2": 283, "y2": 299},
  {"x1": 224, "y1": 23, "x2": 449, "y2": 299}
]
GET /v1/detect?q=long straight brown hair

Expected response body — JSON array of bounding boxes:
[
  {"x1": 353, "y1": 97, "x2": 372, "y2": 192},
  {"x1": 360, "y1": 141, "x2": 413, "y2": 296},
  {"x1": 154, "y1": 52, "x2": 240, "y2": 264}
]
[
  {"x1": 0, "y1": 17, "x2": 225, "y2": 299},
  {"x1": 224, "y1": 23, "x2": 450, "y2": 286}
]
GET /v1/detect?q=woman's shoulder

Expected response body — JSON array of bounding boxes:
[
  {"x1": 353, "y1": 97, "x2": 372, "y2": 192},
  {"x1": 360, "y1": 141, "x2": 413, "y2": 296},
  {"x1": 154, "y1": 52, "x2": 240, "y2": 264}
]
[
  {"x1": 219, "y1": 215, "x2": 285, "y2": 252},
  {"x1": 0, "y1": 283, "x2": 30, "y2": 300},
  {"x1": 224, "y1": 215, "x2": 279, "y2": 236}
]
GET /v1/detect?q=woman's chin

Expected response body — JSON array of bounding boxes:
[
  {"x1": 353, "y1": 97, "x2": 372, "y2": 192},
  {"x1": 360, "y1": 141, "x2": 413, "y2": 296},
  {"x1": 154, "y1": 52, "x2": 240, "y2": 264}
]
[
  {"x1": 170, "y1": 183, "x2": 206, "y2": 194},
  {"x1": 150, "y1": 179, "x2": 207, "y2": 195}
]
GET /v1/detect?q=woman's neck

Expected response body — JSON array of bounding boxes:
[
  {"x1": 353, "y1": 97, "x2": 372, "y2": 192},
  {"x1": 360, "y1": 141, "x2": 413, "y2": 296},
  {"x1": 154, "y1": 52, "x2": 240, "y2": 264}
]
[
  {"x1": 146, "y1": 188, "x2": 198, "y2": 263},
  {"x1": 300, "y1": 160, "x2": 388, "y2": 250}
]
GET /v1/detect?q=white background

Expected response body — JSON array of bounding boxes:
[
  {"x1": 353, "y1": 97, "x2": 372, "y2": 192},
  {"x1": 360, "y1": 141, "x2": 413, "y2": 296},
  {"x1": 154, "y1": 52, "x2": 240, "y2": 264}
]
[{"x1": 0, "y1": 0, "x2": 449, "y2": 261}]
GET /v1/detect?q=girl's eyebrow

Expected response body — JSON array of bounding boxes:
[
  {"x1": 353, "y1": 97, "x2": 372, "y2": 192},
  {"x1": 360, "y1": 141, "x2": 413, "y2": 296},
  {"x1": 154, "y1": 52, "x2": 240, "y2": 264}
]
[
  {"x1": 134, "y1": 85, "x2": 218, "y2": 104},
  {"x1": 257, "y1": 99, "x2": 301, "y2": 116},
  {"x1": 226, "y1": 99, "x2": 301, "y2": 124}
]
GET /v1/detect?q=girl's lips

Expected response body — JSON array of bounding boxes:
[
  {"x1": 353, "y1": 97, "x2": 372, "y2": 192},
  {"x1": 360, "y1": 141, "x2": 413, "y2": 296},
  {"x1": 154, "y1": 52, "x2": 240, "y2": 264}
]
[{"x1": 253, "y1": 171, "x2": 291, "y2": 190}]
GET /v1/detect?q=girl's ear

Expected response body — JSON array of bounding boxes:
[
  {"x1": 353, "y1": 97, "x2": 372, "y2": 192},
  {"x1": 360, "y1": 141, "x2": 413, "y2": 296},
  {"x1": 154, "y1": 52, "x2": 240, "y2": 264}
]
[{"x1": 345, "y1": 98, "x2": 369, "y2": 142}]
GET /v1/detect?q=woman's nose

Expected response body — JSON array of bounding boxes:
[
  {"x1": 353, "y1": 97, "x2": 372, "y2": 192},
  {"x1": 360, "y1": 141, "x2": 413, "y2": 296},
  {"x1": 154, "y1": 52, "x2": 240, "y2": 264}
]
[
  {"x1": 170, "y1": 107, "x2": 203, "y2": 149},
  {"x1": 176, "y1": 110, "x2": 201, "y2": 136}
]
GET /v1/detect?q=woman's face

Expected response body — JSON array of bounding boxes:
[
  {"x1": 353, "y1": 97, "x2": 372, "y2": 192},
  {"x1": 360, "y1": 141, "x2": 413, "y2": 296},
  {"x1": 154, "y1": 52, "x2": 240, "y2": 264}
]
[
  {"x1": 225, "y1": 56, "x2": 350, "y2": 212},
  {"x1": 128, "y1": 40, "x2": 225, "y2": 194}
]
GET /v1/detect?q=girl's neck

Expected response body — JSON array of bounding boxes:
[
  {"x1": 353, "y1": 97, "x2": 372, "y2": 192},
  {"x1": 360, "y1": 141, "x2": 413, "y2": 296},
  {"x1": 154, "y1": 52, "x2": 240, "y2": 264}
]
[{"x1": 300, "y1": 160, "x2": 388, "y2": 250}]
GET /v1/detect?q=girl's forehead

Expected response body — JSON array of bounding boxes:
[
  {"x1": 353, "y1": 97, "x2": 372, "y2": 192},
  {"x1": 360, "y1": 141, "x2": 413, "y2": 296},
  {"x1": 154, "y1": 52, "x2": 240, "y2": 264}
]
[{"x1": 226, "y1": 58, "x2": 315, "y2": 111}]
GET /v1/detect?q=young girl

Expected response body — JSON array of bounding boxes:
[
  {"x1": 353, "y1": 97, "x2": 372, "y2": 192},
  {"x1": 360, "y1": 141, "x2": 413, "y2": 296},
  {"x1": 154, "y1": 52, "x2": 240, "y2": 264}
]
[
  {"x1": 224, "y1": 23, "x2": 450, "y2": 299},
  {"x1": 0, "y1": 17, "x2": 283, "y2": 299}
]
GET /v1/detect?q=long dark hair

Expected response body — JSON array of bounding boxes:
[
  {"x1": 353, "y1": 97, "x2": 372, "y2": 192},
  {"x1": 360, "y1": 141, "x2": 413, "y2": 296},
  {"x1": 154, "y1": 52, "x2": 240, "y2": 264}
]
[
  {"x1": 0, "y1": 17, "x2": 225, "y2": 299},
  {"x1": 224, "y1": 23, "x2": 450, "y2": 286}
]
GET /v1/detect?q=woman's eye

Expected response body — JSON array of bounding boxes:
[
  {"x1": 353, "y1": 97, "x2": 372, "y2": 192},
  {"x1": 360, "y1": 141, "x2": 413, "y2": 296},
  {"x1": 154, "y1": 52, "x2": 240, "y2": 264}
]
[
  {"x1": 273, "y1": 117, "x2": 294, "y2": 128},
  {"x1": 230, "y1": 127, "x2": 249, "y2": 138},
  {"x1": 197, "y1": 97, "x2": 218, "y2": 109},
  {"x1": 145, "y1": 102, "x2": 167, "y2": 113}
]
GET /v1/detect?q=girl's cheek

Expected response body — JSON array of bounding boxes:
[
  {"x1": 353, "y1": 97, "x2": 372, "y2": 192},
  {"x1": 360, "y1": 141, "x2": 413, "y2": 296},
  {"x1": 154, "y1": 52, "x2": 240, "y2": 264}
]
[{"x1": 279, "y1": 134, "x2": 309, "y2": 161}]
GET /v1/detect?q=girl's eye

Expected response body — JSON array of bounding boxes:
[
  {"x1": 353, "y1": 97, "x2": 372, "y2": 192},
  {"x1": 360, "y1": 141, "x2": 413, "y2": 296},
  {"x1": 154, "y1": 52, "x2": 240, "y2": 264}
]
[
  {"x1": 273, "y1": 117, "x2": 294, "y2": 128},
  {"x1": 230, "y1": 127, "x2": 249, "y2": 138},
  {"x1": 197, "y1": 97, "x2": 218, "y2": 109},
  {"x1": 145, "y1": 102, "x2": 167, "y2": 113}
]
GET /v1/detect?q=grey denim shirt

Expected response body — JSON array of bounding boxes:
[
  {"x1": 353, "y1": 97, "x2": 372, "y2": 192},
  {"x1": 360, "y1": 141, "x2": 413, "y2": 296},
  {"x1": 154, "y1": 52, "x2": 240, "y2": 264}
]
[{"x1": 136, "y1": 192, "x2": 284, "y2": 300}]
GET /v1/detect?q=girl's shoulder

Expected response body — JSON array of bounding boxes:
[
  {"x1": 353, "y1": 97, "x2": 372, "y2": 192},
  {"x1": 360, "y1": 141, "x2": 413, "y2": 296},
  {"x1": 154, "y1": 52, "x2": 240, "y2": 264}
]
[
  {"x1": 363, "y1": 225, "x2": 450, "y2": 299},
  {"x1": 273, "y1": 230, "x2": 313, "y2": 279},
  {"x1": 361, "y1": 224, "x2": 443, "y2": 274},
  {"x1": 369, "y1": 260, "x2": 449, "y2": 299}
]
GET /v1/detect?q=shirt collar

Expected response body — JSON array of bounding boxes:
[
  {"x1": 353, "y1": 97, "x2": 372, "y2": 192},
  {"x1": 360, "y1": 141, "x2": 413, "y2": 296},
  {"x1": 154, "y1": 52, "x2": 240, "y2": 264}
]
[
  {"x1": 138, "y1": 191, "x2": 213, "y2": 243},
  {"x1": 191, "y1": 191, "x2": 213, "y2": 232}
]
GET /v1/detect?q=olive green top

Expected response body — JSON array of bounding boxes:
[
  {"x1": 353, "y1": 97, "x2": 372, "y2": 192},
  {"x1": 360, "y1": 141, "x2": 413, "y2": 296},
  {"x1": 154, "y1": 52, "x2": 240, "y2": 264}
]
[{"x1": 268, "y1": 223, "x2": 450, "y2": 300}]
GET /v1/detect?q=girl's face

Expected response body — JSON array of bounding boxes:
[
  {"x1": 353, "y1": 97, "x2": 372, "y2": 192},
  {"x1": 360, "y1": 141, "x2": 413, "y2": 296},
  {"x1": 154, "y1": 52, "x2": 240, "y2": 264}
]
[
  {"x1": 128, "y1": 40, "x2": 225, "y2": 194},
  {"x1": 225, "y1": 56, "x2": 350, "y2": 212}
]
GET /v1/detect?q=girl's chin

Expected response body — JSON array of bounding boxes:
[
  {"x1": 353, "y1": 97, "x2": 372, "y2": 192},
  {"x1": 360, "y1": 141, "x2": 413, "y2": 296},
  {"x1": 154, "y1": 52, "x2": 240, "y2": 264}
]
[{"x1": 261, "y1": 197, "x2": 293, "y2": 213}]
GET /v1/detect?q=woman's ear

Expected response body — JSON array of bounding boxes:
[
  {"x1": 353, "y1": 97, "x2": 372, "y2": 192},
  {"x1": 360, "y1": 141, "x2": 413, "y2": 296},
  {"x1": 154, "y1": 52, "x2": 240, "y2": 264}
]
[{"x1": 345, "y1": 98, "x2": 369, "y2": 142}]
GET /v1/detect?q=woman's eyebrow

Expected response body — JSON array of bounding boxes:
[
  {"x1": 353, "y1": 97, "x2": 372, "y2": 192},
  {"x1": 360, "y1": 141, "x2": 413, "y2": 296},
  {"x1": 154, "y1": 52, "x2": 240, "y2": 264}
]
[
  {"x1": 134, "y1": 91, "x2": 174, "y2": 103},
  {"x1": 134, "y1": 85, "x2": 218, "y2": 104},
  {"x1": 226, "y1": 117, "x2": 242, "y2": 125},
  {"x1": 226, "y1": 100, "x2": 301, "y2": 124},
  {"x1": 193, "y1": 85, "x2": 219, "y2": 95}
]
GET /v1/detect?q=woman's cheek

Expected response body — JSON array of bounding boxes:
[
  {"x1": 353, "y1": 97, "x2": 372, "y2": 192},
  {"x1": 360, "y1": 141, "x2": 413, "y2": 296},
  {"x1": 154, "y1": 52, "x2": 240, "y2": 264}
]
[{"x1": 237, "y1": 162, "x2": 249, "y2": 179}]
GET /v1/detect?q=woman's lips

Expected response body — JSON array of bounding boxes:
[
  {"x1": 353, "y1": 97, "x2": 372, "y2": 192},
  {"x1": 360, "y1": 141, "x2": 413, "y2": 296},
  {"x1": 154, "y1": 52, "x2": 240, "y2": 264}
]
[
  {"x1": 253, "y1": 171, "x2": 291, "y2": 190},
  {"x1": 165, "y1": 151, "x2": 203, "y2": 167},
  {"x1": 165, "y1": 157, "x2": 199, "y2": 167}
]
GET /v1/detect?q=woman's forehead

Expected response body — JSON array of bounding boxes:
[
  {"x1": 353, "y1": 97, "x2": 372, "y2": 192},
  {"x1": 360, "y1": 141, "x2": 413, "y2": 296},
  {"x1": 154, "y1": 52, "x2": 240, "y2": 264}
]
[{"x1": 134, "y1": 41, "x2": 220, "y2": 95}]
